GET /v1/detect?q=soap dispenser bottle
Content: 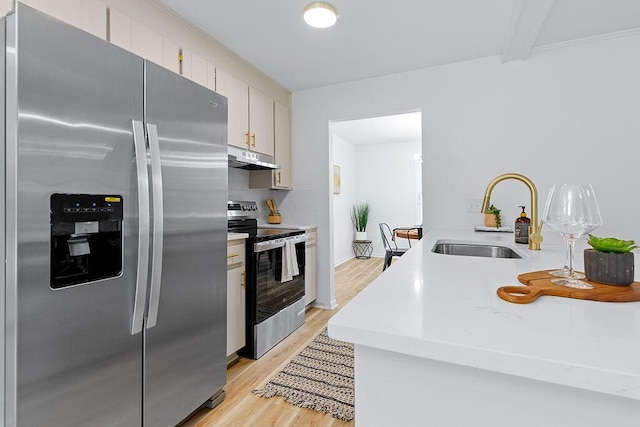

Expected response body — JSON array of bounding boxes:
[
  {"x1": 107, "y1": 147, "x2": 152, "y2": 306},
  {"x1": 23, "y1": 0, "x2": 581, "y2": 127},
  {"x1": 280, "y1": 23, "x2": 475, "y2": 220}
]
[{"x1": 515, "y1": 206, "x2": 530, "y2": 244}]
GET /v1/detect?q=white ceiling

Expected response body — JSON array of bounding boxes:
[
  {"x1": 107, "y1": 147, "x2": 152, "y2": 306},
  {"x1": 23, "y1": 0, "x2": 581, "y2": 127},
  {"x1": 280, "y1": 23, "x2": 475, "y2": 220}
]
[
  {"x1": 332, "y1": 112, "x2": 422, "y2": 146},
  {"x1": 157, "y1": 0, "x2": 640, "y2": 92}
]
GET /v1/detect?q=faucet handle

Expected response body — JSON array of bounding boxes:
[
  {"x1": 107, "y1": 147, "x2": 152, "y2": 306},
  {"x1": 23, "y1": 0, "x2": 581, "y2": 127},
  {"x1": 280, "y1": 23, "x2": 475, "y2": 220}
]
[
  {"x1": 530, "y1": 233, "x2": 544, "y2": 245},
  {"x1": 529, "y1": 221, "x2": 544, "y2": 247}
]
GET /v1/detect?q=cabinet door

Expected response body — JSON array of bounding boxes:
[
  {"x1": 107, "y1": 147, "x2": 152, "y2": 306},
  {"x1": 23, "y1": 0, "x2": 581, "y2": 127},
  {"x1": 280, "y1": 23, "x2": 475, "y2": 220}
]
[
  {"x1": 162, "y1": 38, "x2": 180, "y2": 74},
  {"x1": 227, "y1": 240, "x2": 246, "y2": 357},
  {"x1": 108, "y1": 7, "x2": 131, "y2": 51},
  {"x1": 248, "y1": 87, "x2": 274, "y2": 156},
  {"x1": 81, "y1": 0, "x2": 106, "y2": 40},
  {"x1": 181, "y1": 49, "x2": 208, "y2": 87},
  {"x1": 248, "y1": 101, "x2": 292, "y2": 190},
  {"x1": 28, "y1": 0, "x2": 82, "y2": 28},
  {"x1": 206, "y1": 63, "x2": 216, "y2": 92},
  {"x1": 214, "y1": 67, "x2": 227, "y2": 96},
  {"x1": 274, "y1": 101, "x2": 292, "y2": 188},
  {"x1": 305, "y1": 230, "x2": 317, "y2": 305},
  {"x1": 226, "y1": 74, "x2": 249, "y2": 149},
  {"x1": 131, "y1": 20, "x2": 163, "y2": 66},
  {"x1": 0, "y1": 0, "x2": 12, "y2": 15}
]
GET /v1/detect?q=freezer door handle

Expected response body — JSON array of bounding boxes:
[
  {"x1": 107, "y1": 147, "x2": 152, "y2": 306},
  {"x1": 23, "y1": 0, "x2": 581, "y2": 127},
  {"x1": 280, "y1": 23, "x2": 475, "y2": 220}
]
[
  {"x1": 131, "y1": 120, "x2": 150, "y2": 335},
  {"x1": 146, "y1": 123, "x2": 164, "y2": 329}
]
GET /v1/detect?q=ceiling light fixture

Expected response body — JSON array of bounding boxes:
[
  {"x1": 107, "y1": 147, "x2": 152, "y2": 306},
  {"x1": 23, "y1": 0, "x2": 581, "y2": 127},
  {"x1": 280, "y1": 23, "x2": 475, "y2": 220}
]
[{"x1": 303, "y1": 2, "x2": 338, "y2": 28}]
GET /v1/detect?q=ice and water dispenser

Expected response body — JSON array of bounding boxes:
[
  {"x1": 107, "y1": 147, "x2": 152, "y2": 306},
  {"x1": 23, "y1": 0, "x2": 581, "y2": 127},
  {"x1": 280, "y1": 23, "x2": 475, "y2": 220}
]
[{"x1": 50, "y1": 194, "x2": 124, "y2": 289}]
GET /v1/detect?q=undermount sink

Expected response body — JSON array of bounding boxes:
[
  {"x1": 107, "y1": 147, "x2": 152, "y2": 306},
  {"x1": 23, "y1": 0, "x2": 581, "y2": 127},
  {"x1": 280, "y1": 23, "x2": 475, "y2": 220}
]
[{"x1": 432, "y1": 241, "x2": 522, "y2": 259}]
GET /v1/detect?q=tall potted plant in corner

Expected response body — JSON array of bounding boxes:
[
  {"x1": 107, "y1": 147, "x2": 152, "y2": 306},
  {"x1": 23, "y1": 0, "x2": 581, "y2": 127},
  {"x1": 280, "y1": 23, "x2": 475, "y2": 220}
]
[{"x1": 351, "y1": 203, "x2": 371, "y2": 241}]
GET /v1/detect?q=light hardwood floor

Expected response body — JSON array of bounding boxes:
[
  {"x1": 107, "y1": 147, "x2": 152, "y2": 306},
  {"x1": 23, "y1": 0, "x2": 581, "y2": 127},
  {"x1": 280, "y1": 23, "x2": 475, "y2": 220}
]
[{"x1": 182, "y1": 256, "x2": 384, "y2": 427}]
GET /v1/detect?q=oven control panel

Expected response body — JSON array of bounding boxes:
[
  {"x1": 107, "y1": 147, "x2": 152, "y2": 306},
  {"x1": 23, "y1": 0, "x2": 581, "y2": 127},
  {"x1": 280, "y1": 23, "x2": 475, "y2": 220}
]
[
  {"x1": 227, "y1": 200, "x2": 259, "y2": 220},
  {"x1": 254, "y1": 233, "x2": 306, "y2": 252}
]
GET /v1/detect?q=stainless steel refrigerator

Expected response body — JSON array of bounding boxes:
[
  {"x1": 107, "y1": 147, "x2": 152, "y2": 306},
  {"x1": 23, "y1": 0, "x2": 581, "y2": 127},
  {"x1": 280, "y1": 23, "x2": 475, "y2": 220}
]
[{"x1": 1, "y1": 4, "x2": 228, "y2": 426}]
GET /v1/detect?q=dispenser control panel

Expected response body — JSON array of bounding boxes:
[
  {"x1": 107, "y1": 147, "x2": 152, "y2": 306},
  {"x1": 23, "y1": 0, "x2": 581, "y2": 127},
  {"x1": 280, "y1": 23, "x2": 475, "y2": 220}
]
[
  {"x1": 50, "y1": 194, "x2": 124, "y2": 289},
  {"x1": 51, "y1": 194, "x2": 123, "y2": 223}
]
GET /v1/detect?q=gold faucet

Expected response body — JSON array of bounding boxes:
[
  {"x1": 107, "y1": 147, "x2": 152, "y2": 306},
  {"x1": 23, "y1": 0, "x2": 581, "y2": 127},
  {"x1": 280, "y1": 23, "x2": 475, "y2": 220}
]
[{"x1": 481, "y1": 173, "x2": 543, "y2": 250}]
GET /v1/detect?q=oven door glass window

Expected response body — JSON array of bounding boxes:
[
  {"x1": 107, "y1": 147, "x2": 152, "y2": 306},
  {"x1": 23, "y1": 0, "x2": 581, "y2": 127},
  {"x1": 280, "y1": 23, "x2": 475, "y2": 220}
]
[{"x1": 255, "y1": 242, "x2": 305, "y2": 324}]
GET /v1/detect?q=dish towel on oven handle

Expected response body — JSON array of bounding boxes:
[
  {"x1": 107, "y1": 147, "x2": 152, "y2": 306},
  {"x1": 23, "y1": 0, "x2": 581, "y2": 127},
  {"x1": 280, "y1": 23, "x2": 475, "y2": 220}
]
[{"x1": 281, "y1": 239, "x2": 299, "y2": 283}]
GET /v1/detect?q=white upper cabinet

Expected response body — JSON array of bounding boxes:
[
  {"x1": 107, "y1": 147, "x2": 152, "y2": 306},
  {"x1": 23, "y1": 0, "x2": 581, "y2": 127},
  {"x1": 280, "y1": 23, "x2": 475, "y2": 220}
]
[
  {"x1": 226, "y1": 74, "x2": 250, "y2": 150},
  {"x1": 107, "y1": 7, "x2": 131, "y2": 51},
  {"x1": 26, "y1": 0, "x2": 106, "y2": 39},
  {"x1": 163, "y1": 38, "x2": 180, "y2": 74},
  {"x1": 190, "y1": 51, "x2": 209, "y2": 88},
  {"x1": 226, "y1": 76, "x2": 275, "y2": 156},
  {"x1": 248, "y1": 87, "x2": 274, "y2": 156},
  {"x1": 28, "y1": 0, "x2": 82, "y2": 27},
  {"x1": 81, "y1": 0, "x2": 106, "y2": 39},
  {"x1": 107, "y1": 6, "x2": 178, "y2": 74},
  {"x1": 0, "y1": 0, "x2": 12, "y2": 16},
  {"x1": 249, "y1": 101, "x2": 292, "y2": 189},
  {"x1": 273, "y1": 101, "x2": 292, "y2": 188},
  {"x1": 131, "y1": 20, "x2": 163, "y2": 66},
  {"x1": 215, "y1": 67, "x2": 227, "y2": 96},
  {"x1": 181, "y1": 49, "x2": 216, "y2": 90}
]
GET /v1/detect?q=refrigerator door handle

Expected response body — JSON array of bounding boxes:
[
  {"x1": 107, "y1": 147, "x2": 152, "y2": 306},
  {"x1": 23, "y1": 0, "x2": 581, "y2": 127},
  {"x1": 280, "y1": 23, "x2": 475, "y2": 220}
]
[
  {"x1": 146, "y1": 123, "x2": 164, "y2": 329},
  {"x1": 131, "y1": 120, "x2": 151, "y2": 335}
]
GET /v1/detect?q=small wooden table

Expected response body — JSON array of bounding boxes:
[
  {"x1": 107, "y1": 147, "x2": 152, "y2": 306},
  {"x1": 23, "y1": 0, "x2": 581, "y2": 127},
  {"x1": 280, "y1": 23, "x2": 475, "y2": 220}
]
[{"x1": 353, "y1": 240, "x2": 373, "y2": 259}]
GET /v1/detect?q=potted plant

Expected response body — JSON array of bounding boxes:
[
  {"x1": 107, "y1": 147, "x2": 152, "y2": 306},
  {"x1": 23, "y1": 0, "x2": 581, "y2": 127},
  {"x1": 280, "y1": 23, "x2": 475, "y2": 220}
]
[
  {"x1": 584, "y1": 235, "x2": 637, "y2": 286},
  {"x1": 484, "y1": 204, "x2": 501, "y2": 228},
  {"x1": 351, "y1": 203, "x2": 371, "y2": 241}
]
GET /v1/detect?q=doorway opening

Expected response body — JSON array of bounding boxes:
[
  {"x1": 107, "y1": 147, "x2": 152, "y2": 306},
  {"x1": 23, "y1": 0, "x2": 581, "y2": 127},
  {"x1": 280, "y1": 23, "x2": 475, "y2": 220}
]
[{"x1": 331, "y1": 111, "x2": 422, "y2": 266}]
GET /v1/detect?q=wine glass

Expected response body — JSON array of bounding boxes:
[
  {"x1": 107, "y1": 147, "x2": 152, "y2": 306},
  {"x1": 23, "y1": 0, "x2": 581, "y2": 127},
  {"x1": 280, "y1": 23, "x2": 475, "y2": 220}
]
[
  {"x1": 542, "y1": 184, "x2": 602, "y2": 289},
  {"x1": 548, "y1": 242, "x2": 585, "y2": 279}
]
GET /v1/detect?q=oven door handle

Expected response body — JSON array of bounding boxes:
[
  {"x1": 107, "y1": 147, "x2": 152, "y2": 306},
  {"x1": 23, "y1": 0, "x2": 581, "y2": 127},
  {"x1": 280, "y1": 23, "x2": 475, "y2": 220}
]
[{"x1": 254, "y1": 235, "x2": 306, "y2": 253}]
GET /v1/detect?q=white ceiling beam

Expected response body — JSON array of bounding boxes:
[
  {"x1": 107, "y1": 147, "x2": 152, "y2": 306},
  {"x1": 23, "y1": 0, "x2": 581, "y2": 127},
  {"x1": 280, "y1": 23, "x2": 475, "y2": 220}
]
[{"x1": 501, "y1": 0, "x2": 556, "y2": 62}]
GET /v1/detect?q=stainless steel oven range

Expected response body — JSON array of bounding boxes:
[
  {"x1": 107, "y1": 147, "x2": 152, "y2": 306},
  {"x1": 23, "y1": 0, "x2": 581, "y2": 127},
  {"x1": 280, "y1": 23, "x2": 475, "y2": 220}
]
[{"x1": 227, "y1": 201, "x2": 306, "y2": 359}]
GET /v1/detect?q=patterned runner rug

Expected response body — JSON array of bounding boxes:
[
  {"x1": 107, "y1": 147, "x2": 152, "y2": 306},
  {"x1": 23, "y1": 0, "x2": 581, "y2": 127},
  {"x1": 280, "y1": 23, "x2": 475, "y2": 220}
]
[{"x1": 252, "y1": 328, "x2": 355, "y2": 421}]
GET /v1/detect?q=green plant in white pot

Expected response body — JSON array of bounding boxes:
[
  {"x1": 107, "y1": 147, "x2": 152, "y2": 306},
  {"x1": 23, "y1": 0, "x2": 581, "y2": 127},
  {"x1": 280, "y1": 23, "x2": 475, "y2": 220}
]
[
  {"x1": 351, "y1": 203, "x2": 371, "y2": 241},
  {"x1": 584, "y1": 235, "x2": 637, "y2": 286}
]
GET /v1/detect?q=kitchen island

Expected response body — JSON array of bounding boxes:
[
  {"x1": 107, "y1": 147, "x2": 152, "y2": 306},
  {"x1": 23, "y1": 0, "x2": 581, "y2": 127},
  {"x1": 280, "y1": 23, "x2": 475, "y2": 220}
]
[{"x1": 328, "y1": 230, "x2": 640, "y2": 427}]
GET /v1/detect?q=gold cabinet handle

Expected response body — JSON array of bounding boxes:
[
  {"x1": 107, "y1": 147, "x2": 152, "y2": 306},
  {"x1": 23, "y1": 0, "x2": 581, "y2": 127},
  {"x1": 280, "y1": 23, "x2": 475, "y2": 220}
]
[
  {"x1": 241, "y1": 271, "x2": 246, "y2": 288},
  {"x1": 277, "y1": 171, "x2": 281, "y2": 184},
  {"x1": 251, "y1": 133, "x2": 256, "y2": 148},
  {"x1": 227, "y1": 253, "x2": 239, "y2": 259},
  {"x1": 245, "y1": 132, "x2": 250, "y2": 148}
]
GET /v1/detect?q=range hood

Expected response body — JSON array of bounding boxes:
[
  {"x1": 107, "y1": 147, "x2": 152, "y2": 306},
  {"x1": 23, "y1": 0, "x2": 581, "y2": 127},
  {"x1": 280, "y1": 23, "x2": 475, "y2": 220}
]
[{"x1": 228, "y1": 145, "x2": 279, "y2": 170}]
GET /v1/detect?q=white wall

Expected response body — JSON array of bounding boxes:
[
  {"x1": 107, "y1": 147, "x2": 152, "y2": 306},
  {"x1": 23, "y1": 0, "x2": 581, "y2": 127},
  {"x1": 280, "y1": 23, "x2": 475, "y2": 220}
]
[
  {"x1": 357, "y1": 140, "x2": 422, "y2": 257},
  {"x1": 228, "y1": 168, "x2": 270, "y2": 216},
  {"x1": 332, "y1": 136, "x2": 358, "y2": 266},
  {"x1": 292, "y1": 34, "x2": 640, "y2": 309}
]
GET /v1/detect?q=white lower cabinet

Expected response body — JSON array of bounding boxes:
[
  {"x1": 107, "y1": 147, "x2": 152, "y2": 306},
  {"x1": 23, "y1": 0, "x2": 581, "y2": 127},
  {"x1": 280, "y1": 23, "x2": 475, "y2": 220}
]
[
  {"x1": 227, "y1": 238, "x2": 246, "y2": 357},
  {"x1": 305, "y1": 229, "x2": 317, "y2": 305}
]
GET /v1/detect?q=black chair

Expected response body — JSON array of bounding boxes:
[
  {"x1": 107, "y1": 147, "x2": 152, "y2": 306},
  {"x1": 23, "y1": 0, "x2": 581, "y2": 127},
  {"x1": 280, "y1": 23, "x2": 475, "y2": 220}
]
[{"x1": 379, "y1": 223, "x2": 409, "y2": 271}]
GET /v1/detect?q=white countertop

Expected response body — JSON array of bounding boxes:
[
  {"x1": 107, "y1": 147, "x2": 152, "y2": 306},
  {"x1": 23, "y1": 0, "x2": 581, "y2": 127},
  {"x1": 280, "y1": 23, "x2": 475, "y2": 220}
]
[
  {"x1": 328, "y1": 229, "x2": 640, "y2": 401},
  {"x1": 257, "y1": 224, "x2": 317, "y2": 231},
  {"x1": 227, "y1": 232, "x2": 249, "y2": 241}
]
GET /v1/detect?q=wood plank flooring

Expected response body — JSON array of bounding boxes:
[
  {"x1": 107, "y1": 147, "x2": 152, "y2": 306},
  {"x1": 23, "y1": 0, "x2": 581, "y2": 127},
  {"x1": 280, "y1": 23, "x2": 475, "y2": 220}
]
[{"x1": 182, "y1": 256, "x2": 384, "y2": 427}]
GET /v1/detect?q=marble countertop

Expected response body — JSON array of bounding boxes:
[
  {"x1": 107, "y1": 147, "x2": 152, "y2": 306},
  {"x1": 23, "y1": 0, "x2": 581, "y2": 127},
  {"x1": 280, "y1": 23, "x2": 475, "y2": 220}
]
[
  {"x1": 328, "y1": 229, "x2": 640, "y2": 401},
  {"x1": 227, "y1": 232, "x2": 249, "y2": 241}
]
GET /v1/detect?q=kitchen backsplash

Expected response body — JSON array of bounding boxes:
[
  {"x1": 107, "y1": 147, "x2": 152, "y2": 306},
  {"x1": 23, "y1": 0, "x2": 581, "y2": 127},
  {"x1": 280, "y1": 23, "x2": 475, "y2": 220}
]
[{"x1": 228, "y1": 168, "x2": 318, "y2": 225}]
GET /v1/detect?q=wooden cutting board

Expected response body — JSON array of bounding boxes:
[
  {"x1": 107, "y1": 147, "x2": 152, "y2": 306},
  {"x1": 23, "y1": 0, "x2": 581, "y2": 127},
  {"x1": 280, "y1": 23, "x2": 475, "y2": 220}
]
[{"x1": 496, "y1": 270, "x2": 640, "y2": 304}]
